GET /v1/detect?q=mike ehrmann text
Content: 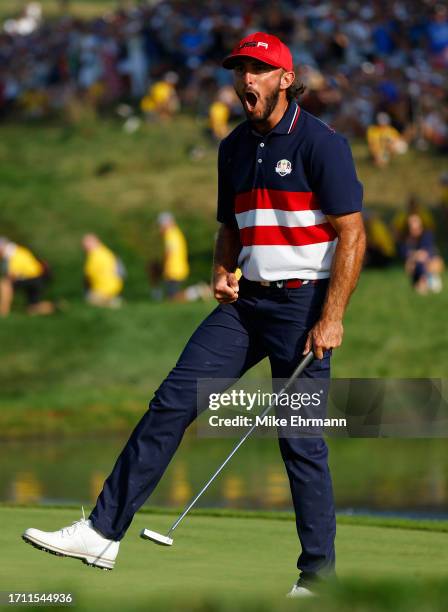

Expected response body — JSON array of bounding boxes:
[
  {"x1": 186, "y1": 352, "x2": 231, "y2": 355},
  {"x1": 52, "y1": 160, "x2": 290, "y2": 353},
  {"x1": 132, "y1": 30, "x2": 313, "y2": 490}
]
[{"x1": 208, "y1": 415, "x2": 347, "y2": 428}]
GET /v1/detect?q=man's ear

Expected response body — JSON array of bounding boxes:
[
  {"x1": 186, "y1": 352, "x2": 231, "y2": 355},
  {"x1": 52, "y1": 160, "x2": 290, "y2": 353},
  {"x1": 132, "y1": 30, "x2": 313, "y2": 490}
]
[{"x1": 280, "y1": 70, "x2": 295, "y2": 90}]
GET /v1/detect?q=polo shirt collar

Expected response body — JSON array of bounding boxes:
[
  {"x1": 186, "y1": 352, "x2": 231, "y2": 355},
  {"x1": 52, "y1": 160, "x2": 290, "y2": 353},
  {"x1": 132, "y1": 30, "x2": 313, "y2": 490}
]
[
  {"x1": 249, "y1": 101, "x2": 301, "y2": 137},
  {"x1": 272, "y1": 101, "x2": 301, "y2": 134}
]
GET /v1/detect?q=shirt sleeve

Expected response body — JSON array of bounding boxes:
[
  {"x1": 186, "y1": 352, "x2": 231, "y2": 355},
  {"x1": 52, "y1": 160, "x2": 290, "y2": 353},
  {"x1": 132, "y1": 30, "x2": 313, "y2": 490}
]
[
  {"x1": 216, "y1": 140, "x2": 238, "y2": 227},
  {"x1": 308, "y1": 133, "x2": 363, "y2": 215}
]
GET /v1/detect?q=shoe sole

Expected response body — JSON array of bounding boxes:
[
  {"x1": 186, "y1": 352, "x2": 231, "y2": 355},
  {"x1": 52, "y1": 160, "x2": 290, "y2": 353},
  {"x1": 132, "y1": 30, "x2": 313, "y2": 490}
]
[{"x1": 22, "y1": 534, "x2": 115, "y2": 570}]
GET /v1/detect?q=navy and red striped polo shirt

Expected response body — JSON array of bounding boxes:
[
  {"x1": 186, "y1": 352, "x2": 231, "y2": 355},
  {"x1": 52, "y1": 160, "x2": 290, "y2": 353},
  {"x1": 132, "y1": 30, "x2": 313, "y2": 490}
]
[{"x1": 217, "y1": 102, "x2": 363, "y2": 281}]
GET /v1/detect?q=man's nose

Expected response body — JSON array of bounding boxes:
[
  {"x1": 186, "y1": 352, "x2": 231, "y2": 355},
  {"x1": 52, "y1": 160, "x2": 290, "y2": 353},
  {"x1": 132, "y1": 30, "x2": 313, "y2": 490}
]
[{"x1": 241, "y1": 69, "x2": 255, "y2": 84}]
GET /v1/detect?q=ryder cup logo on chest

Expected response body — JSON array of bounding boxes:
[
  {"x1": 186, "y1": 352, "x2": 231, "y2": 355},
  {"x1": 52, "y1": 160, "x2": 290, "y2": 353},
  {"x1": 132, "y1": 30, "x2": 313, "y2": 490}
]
[{"x1": 275, "y1": 159, "x2": 292, "y2": 177}]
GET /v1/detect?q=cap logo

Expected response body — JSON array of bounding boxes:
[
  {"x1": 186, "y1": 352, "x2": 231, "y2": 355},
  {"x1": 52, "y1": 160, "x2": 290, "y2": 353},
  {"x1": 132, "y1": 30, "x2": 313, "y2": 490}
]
[
  {"x1": 275, "y1": 159, "x2": 292, "y2": 177},
  {"x1": 240, "y1": 41, "x2": 269, "y2": 49}
]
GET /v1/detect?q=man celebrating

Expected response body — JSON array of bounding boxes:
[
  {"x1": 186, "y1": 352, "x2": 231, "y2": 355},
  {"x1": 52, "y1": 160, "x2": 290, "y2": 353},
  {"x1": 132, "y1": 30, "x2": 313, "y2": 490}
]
[{"x1": 23, "y1": 33, "x2": 366, "y2": 598}]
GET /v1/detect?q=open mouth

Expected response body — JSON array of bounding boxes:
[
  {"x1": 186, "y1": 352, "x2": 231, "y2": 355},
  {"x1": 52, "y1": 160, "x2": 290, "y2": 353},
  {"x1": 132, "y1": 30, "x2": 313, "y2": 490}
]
[{"x1": 244, "y1": 91, "x2": 258, "y2": 111}]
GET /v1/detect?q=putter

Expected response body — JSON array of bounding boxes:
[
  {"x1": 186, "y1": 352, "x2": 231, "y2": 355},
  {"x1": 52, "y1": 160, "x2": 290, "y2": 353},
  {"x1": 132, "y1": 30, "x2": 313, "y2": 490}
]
[{"x1": 140, "y1": 350, "x2": 315, "y2": 546}]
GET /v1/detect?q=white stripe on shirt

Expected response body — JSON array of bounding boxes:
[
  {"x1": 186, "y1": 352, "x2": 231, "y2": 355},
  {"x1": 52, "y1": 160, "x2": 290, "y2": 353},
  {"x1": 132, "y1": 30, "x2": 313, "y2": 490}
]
[{"x1": 236, "y1": 208, "x2": 327, "y2": 229}]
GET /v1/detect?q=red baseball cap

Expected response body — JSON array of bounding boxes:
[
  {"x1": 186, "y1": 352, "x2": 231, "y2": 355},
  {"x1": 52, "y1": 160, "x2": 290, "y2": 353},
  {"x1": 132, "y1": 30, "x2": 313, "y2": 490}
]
[{"x1": 222, "y1": 32, "x2": 293, "y2": 72}]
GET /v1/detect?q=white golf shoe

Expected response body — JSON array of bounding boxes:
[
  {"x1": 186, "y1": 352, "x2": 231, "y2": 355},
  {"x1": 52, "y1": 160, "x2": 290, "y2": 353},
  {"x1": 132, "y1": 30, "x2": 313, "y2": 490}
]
[
  {"x1": 286, "y1": 583, "x2": 315, "y2": 598},
  {"x1": 22, "y1": 508, "x2": 119, "y2": 570}
]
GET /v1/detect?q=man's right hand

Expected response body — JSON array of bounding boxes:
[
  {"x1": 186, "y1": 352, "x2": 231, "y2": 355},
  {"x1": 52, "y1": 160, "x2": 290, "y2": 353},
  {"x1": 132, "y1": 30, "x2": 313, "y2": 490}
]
[{"x1": 213, "y1": 272, "x2": 239, "y2": 303}]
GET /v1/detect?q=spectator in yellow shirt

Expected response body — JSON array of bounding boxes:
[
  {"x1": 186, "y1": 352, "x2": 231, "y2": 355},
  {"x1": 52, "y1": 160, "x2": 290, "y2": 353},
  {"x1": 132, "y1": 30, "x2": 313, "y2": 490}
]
[
  {"x1": 0, "y1": 237, "x2": 54, "y2": 316},
  {"x1": 157, "y1": 213, "x2": 189, "y2": 299},
  {"x1": 209, "y1": 100, "x2": 230, "y2": 141},
  {"x1": 140, "y1": 72, "x2": 180, "y2": 120},
  {"x1": 208, "y1": 86, "x2": 238, "y2": 141},
  {"x1": 82, "y1": 234, "x2": 124, "y2": 308},
  {"x1": 367, "y1": 113, "x2": 408, "y2": 167},
  {"x1": 363, "y1": 211, "x2": 396, "y2": 267}
]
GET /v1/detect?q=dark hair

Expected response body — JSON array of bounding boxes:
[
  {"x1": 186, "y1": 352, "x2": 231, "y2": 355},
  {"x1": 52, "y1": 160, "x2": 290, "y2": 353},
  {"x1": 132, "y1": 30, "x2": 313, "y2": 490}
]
[{"x1": 286, "y1": 75, "x2": 306, "y2": 101}]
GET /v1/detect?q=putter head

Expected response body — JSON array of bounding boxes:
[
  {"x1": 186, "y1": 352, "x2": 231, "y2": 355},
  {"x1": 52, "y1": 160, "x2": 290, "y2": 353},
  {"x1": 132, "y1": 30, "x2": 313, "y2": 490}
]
[{"x1": 140, "y1": 528, "x2": 173, "y2": 546}]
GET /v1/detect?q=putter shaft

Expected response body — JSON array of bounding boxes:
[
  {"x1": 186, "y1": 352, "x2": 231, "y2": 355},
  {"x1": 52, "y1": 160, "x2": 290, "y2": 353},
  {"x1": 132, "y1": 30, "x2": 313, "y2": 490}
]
[{"x1": 166, "y1": 351, "x2": 314, "y2": 537}]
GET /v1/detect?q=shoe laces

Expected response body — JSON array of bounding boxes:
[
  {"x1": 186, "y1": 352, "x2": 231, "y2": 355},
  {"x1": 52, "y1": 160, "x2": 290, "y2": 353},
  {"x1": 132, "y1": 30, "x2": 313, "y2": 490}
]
[{"x1": 61, "y1": 506, "x2": 90, "y2": 538}]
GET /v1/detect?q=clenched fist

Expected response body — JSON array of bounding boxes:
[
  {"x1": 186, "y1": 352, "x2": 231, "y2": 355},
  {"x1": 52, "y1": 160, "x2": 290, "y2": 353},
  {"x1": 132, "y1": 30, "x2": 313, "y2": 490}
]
[{"x1": 213, "y1": 272, "x2": 239, "y2": 304}]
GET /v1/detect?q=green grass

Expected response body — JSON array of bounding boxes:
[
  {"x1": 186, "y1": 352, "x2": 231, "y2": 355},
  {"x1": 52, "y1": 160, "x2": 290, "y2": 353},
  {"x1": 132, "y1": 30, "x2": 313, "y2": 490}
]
[
  {"x1": 7, "y1": 503, "x2": 448, "y2": 532},
  {"x1": 1, "y1": 506, "x2": 447, "y2": 611},
  {"x1": 0, "y1": 118, "x2": 447, "y2": 436},
  {"x1": 0, "y1": 269, "x2": 447, "y2": 436}
]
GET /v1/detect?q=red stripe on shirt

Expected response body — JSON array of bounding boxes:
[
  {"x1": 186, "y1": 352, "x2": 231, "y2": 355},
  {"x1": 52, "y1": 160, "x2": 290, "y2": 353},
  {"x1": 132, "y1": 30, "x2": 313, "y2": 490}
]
[
  {"x1": 235, "y1": 189, "x2": 320, "y2": 214},
  {"x1": 239, "y1": 223, "x2": 337, "y2": 246}
]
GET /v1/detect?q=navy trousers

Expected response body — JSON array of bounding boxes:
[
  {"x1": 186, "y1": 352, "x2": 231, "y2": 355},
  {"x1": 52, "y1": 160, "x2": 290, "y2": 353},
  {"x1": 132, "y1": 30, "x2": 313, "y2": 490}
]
[{"x1": 90, "y1": 279, "x2": 336, "y2": 578}]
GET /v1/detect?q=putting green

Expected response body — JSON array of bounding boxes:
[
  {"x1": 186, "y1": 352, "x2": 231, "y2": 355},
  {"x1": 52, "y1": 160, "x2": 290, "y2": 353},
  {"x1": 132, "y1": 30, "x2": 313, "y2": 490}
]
[{"x1": 1, "y1": 506, "x2": 447, "y2": 611}]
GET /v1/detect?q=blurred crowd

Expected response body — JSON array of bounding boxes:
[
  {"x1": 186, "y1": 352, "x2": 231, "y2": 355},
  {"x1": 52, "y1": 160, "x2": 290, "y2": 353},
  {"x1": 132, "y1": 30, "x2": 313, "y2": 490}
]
[{"x1": 1, "y1": 0, "x2": 447, "y2": 151}]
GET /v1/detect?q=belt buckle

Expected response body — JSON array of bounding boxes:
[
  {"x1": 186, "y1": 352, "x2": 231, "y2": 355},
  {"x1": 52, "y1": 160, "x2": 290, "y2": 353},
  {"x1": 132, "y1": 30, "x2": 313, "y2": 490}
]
[{"x1": 260, "y1": 281, "x2": 270, "y2": 287}]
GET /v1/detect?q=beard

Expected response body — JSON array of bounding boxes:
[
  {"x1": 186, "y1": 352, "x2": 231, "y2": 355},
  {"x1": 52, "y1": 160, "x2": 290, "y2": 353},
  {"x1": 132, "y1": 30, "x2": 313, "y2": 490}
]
[{"x1": 238, "y1": 85, "x2": 281, "y2": 124}]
